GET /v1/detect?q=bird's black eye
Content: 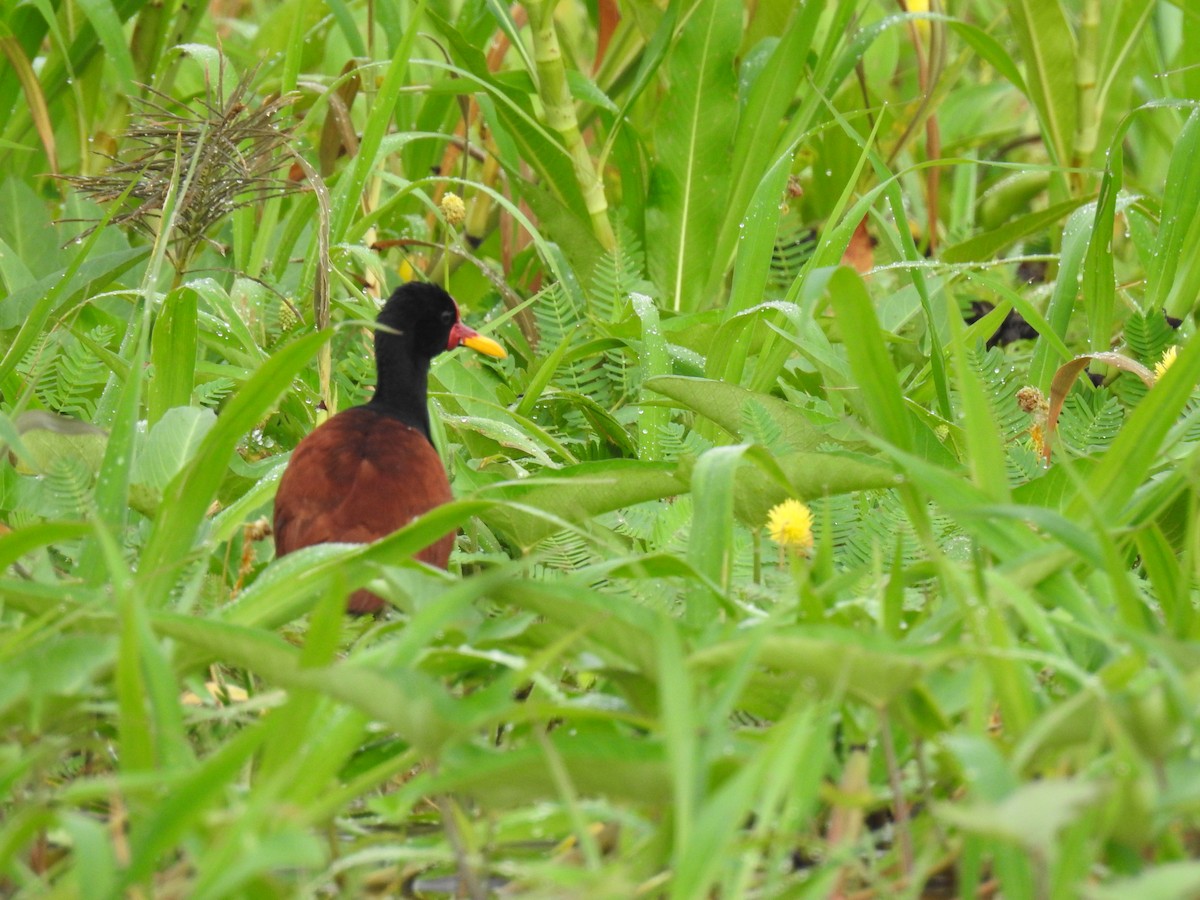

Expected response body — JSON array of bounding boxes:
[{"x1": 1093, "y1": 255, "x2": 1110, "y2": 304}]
[{"x1": 440, "y1": 309, "x2": 455, "y2": 326}]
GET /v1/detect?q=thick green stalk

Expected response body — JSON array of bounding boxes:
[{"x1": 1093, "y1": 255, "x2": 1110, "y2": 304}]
[
  {"x1": 1072, "y1": 0, "x2": 1100, "y2": 188},
  {"x1": 526, "y1": 0, "x2": 616, "y2": 251}
]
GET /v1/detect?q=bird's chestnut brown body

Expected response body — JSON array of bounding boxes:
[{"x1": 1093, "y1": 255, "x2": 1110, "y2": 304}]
[
  {"x1": 272, "y1": 282, "x2": 505, "y2": 614},
  {"x1": 273, "y1": 407, "x2": 455, "y2": 614}
]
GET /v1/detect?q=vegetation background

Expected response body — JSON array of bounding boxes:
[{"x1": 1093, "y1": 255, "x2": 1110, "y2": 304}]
[{"x1": 3, "y1": 0, "x2": 1200, "y2": 896}]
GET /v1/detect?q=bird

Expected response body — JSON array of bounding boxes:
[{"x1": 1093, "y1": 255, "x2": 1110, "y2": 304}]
[{"x1": 273, "y1": 281, "x2": 506, "y2": 614}]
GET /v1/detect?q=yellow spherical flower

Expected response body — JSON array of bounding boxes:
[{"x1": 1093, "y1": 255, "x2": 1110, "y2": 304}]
[
  {"x1": 441, "y1": 191, "x2": 466, "y2": 227},
  {"x1": 767, "y1": 499, "x2": 814, "y2": 550},
  {"x1": 1155, "y1": 345, "x2": 1178, "y2": 380}
]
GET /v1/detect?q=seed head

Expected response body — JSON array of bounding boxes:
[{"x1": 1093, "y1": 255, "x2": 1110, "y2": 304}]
[{"x1": 441, "y1": 192, "x2": 466, "y2": 227}]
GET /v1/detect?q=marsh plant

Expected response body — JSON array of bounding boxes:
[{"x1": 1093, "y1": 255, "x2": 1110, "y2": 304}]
[{"x1": 64, "y1": 70, "x2": 299, "y2": 277}]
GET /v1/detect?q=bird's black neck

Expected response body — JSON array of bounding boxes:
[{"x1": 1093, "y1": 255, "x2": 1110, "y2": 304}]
[{"x1": 368, "y1": 349, "x2": 434, "y2": 441}]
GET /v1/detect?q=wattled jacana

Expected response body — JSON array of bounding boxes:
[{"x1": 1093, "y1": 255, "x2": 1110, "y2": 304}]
[{"x1": 273, "y1": 282, "x2": 506, "y2": 614}]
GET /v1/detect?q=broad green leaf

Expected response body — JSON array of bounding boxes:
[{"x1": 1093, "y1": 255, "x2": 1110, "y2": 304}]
[
  {"x1": 691, "y1": 629, "x2": 942, "y2": 708},
  {"x1": 647, "y1": 375, "x2": 828, "y2": 452},
  {"x1": 192, "y1": 828, "x2": 324, "y2": 900},
  {"x1": 491, "y1": 577, "x2": 666, "y2": 680},
  {"x1": 948, "y1": 312, "x2": 1011, "y2": 503},
  {"x1": 82, "y1": 329, "x2": 147, "y2": 581},
  {"x1": 1028, "y1": 203, "x2": 1095, "y2": 388},
  {"x1": 426, "y1": 730, "x2": 672, "y2": 807},
  {"x1": 645, "y1": 0, "x2": 740, "y2": 312},
  {"x1": 149, "y1": 287, "x2": 199, "y2": 425},
  {"x1": 735, "y1": 449, "x2": 896, "y2": 524},
  {"x1": 62, "y1": 813, "x2": 118, "y2": 900},
  {"x1": 0, "y1": 178, "x2": 57, "y2": 279},
  {"x1": 725, "y1": 153, "x2": 793, "y2": 317},
  {"x1": 632, "y1": 292, "x2": 670, "y2": 461},
  {"x1": 0, "y1": 236, "x2": 34, "y2": 295},
  {"x1": 659, "y1": 621, "x2": 697, "y2": 862},
  {"x1": 479, "y1": 460, "x2": 688, "y2": 550},
  {"x1": 977, "y1": 170, "x2": 1052, "y2": 230},
  {"x1": 9, "y1": 411, "x2": 107, "y2": 475},
  {"x1": 448, "y1": 415, "x2": 557, "y2": 466},
  {"x1": 1089, "y1": 863, "x2": 1200, "y2": 900},
  {"x1": 3, "y1": 634, "x2": 114, "y2": 704},
  {"x1": 133, "y1": 406, "x2": 217, "y2": 491}
]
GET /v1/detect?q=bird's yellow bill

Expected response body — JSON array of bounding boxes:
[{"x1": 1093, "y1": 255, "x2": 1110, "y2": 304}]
[{"x1": 462, "y1": 333, "x2": 507, "y2": 358}]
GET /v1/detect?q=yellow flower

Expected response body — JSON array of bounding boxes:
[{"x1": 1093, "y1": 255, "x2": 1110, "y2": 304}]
[
  {"x1": 1029, "y1": 422, "x2": 1045, "y2": 459},
  {"x1": 767, "y1": 499, "x2": 814, "y2": 550},
  {"x1": 1155, "y1": 345, "x2": 1178, "y2": 380},
  {"x1": 441, "y1": 191, "x2": 466, "y2": 227}
]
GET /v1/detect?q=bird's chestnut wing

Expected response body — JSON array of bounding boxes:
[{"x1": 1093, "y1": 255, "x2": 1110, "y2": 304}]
[{"x1": 274, "y1": 407, "x2": 455, "y2": 567}]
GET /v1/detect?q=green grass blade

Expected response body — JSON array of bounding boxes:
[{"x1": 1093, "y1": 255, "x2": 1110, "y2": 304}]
[
  {"x1": 825, "y1": 267, "x2": 915, "y2": 452},
  {"x1": 1006, "y1": 0, "x2": 1077, "y2": 175}
]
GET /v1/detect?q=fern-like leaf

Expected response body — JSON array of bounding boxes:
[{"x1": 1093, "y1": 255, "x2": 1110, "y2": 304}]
[
  {"x1": 769, "y1": 224, "x2": 817, "y2": 291},
  {"x1": 966, "y1": 343, "x2": 1027, "y2": 443},
  {"x1": 587, "y1": 224, "x2": 655, "y2": 323},
  {"x1": 1124, "y1": 310, "x2": 1175, "y2": 364},
  {"x1": 44, "y1": 457, "x2": 95, "y2": 520},
  {"x1": 195, "y1": 377, "x2": 237, "y2": 408},
  {"x1": 1057, "y1": 392, "x2": 1124, "y2": 455},
  {"x1": 532, "y1": 282, "x2": 582, "y2": 350},
  {"x1": 741, "y1": 399, "x2": 785, "y2": 452}
]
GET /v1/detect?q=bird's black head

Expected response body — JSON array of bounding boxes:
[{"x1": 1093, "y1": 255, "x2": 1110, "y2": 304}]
[
  {"x1": 376, "y1": 282, "x2": 460, "y2": 362},
  {"x1": 369, "y1": 282, "x2": 505, "y2": 434}
]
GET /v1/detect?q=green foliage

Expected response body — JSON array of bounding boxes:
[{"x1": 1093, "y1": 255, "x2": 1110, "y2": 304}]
[
  {"x1": 17, "y1": 326, "x2": 115, "y2": 420},
  {"x1": 3, "y1": 1, "x2": 1200, "y2": 897}
]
